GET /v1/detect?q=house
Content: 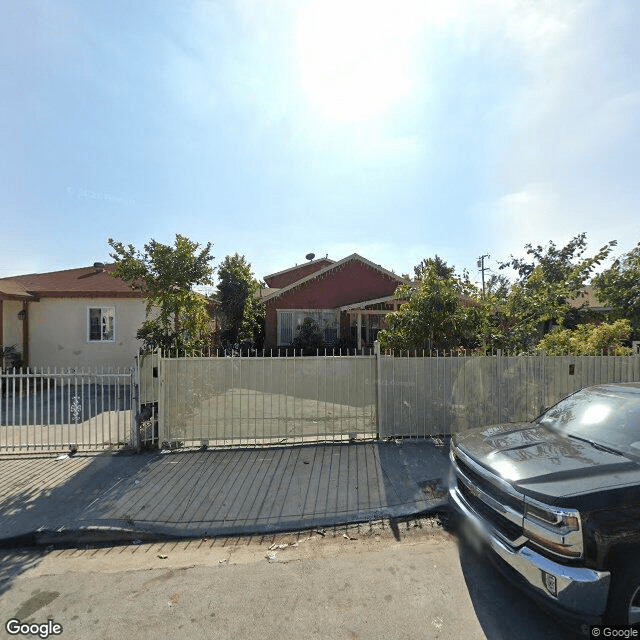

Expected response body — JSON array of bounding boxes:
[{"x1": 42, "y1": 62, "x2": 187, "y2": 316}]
[
  {"x1": 0, "y1": 264, "x2": 145, "y2": 369},
  {"x1": 260, "y1": 254, "x2": 406, "y2": 351},
  {"x1": 569, "y1": 286, "x2": 611, "y2": 314}
]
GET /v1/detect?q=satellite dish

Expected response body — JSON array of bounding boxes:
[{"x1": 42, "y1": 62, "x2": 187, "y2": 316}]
[{"x1": 305, "y1": 253, "x2": 315, "y2": 261}]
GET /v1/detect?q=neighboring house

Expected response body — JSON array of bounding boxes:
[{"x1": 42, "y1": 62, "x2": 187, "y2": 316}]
[
  {"x1": 0, "y1": 264, "x2": 145, "y2": 369},
  {"x1": 569, "y1": 285, "x2": 611, "y2": 315},
  {"x1": 261, "y1": 254, "x2": 406, "y2": 350}
]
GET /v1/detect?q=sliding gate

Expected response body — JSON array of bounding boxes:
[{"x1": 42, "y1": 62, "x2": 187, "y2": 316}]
[{"x1": 138, "y1": 352, "x2": 378, "y2": 449}]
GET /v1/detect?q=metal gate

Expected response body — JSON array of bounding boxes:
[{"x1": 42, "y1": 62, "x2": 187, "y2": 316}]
[
  {"x1": 138, "y1": 351, "x2": 378, "y2": 449},
  {"x1": 0, "y1": 367, "x2": 135, "y2": 454}
]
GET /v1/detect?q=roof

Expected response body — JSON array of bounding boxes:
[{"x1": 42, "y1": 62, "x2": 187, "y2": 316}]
[
  {"x1": 0, "y1": 265, "x2": 142, "y2": 300},
  {"x1": 263, "y1": 254, "x2": 405, "y2": 303},
  {"x1": 264, "y1": 257, "x2": 335, "y2": 282},
  {"x1": 569, "y1": 286, "x2": 610, "y2": 310}
]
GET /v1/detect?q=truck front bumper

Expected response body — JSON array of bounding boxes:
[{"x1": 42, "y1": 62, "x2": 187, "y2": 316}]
[{"x1": 449, "y1": 472, "x2": 611, "y2": 622}]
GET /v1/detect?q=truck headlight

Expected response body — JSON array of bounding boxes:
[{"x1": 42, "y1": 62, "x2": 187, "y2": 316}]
[{"x1": 523, "y1": 499, "x2": 583, "y2": 559}]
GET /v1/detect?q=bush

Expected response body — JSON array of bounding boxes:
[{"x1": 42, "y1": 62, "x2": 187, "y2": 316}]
[
  {"x1": 536, "y1": 319, "x2": 632, "y2": 355},
  {"x1": 291, "y1": 317, "x2": 324, "y2": 354}
]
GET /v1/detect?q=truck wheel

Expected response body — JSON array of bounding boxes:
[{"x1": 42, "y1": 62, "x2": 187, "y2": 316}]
[{"x1": 605, "y1": 561, "x2": 640, "y2": 626}]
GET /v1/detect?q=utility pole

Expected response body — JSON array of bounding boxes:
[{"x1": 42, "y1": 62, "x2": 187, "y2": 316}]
[{"x1": 477, "y1": 254, "x2": 490, "y2": 297}]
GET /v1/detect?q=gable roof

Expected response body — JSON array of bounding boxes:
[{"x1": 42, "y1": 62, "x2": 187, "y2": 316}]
[
  {"x1": 263, "y1": 253, "x2": 405, "y2": 303},
  {"x1": 0, "y1": 265, "x2": 142, "y2": 300},
  {"x1": 263, "y1": 257, "x2": 335, "y2": 288}
]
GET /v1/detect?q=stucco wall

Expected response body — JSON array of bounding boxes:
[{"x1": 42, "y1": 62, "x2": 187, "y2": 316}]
[
  {"x1": 2, "y1": 300, "x2": 24, "y2": 351},
  {"x1": 24, "y1": 297, "x2": 146, "y2": 369}
]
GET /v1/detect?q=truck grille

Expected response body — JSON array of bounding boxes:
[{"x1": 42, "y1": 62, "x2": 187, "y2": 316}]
[{"x1": 452, "y1": 448, "x2": 526, "y2": 546}]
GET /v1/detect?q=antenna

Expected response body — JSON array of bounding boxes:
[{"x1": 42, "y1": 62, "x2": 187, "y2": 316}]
[{"x1": 305, "y1": 253, "x2": 315, "y2": 261}]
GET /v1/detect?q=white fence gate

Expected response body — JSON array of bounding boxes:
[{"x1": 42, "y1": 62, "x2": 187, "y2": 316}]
[
  {"x1": 138, "y1": 350, "x2": 640, "y2": 449},
  {"x1": 138, "y1": 351, "x2": 377, "y2": 449},
  {"x1": 1, "y1": 368, "x2": 135, "y2": 454}
]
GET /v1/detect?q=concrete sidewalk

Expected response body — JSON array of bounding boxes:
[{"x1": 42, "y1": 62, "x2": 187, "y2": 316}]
[{"x1": 0, "y1": 439, "x2": 450, "y2": 546}]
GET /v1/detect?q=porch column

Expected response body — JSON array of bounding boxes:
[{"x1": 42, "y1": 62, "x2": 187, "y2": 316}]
[{"x1": 357, "y1": 312, "x2": 362, "y2": 351}]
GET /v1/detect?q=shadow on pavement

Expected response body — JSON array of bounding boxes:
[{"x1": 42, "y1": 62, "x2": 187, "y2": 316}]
[
  {"x1": 0, "y1": 438, "x2": 451, "y2": 597},
  {"x1": 0, "y1": 451, "x2": 156, "y2": 598},
  {"x1": 453, "y1": 534, "x2": 586, "y2": 640}
]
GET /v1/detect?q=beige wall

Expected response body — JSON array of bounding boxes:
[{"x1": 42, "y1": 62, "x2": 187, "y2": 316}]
[
  {"x1": 2, "y1": 300, "x2": 24, "y2": 351},
  {"x1": 22, "y1": 297, "x2": 146, "y2": 369}
]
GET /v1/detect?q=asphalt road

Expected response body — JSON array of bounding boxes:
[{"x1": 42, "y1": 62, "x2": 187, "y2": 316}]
[{"x1": 0, "y1": 518, "x2": 585, "y2": 640}]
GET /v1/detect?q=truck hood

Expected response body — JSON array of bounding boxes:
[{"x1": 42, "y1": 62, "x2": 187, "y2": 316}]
[{"x1": 454, "y1": 422, "x2": 640, "y2": 499}]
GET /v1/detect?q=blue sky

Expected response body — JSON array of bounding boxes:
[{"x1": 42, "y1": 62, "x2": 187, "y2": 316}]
[{"x1": 2, "y1": 0, "x2": 639, "y2": 286}]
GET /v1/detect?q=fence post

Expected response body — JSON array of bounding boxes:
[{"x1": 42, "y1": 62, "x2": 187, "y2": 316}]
[
  {"x1": 157, "y1": 347, "x2": 166, "y2": 448},
  {"x1": 373, "y1": 340, "x2": 381, "y2": 438},
  {"x1": 496, "y1": 349, "x2": 503, "y2": 423},
  {"x1": 132, "y1": 353, "x2": 141, "y2": 453}
]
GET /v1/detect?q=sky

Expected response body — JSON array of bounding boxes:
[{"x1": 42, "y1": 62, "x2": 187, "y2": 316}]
[{"x1": 2, "y1": 0, "x2": 640, "y2": 287}]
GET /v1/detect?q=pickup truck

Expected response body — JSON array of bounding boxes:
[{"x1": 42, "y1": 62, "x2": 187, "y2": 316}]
[{"x1": 449, "y1": 382, "x2": 640, "y2": 628}]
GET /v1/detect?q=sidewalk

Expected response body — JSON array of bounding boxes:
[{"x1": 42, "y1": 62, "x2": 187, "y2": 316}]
[{"x1": 0, "y1": 439, "x2": 450, "y2": 546}]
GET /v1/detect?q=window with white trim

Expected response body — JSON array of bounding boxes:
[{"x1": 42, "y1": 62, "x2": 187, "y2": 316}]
[
  {"x1": 88, "y1": 307, "x2": 115, "y2": 342},
  {"x1": 277, "y1": 309, "x2": 339, "y2": 346}
]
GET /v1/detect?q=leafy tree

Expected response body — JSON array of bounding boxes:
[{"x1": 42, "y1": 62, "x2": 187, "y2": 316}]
[
  {"x1": 378, "y1": 257, "x2": 483, "y2": 352},
  {"x1": 592, "y1": 242, "x2": 640, "y2": 339},
  {"x1": 216, "y1": 254, "x2": 264, "y2": 346},
  {"x1": 486, "y1": 234, "x2": 616, "y2": 352},
  {"x1": 536, "y1": 319, "x2": 632, "y2": 355},
  {"x1": 108, "y1": 234, "x2": 215, "y2": 351}
]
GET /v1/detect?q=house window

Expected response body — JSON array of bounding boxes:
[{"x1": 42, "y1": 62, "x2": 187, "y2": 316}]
[
  {"x1": 88, "y1": 307, "x2": 115, "y2": 342},
  {"x1": 277, "y1": 309, "x2": 339, "y2": 347}
]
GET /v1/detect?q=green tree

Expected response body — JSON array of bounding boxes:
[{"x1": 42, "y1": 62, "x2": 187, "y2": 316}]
[
  {"x1": 216, "y1": 254, "x2": 264, "y2": 346},
  {"x1": 486, "y1": 234, "x2": 616, "y2": 352},
  {"x1": 536, "y1": 319, "x2": 632, "y2": 355},
  {"x1": 108, "y1": 234, "x2": 215, "y2": 351},
  {"x1": 592, "y1": 242, "x2": 640, "y2": 339},
  {"x1": 378, "y1": 257, "x2": 483, "y2": 352}
]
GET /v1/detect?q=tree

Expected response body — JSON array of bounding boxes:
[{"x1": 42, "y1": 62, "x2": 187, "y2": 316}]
[
  {"x1": 108, "y1": 234, "x2": 215, "y2": 351},
  {"x1": 592, "y1": 242, "x2": 640, "y2": 340},
  {"x1": 378, "y1": 257, "x2": 483, "y2": 352},
  {"x1": 486, "y1": 234, "x2": 617, "y2": 352},
  {"x1": 216, "y1": 254, "x2": 264, "y2": 347}
]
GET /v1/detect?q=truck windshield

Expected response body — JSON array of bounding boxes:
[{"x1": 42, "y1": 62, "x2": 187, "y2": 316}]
[{"x1": 537, "y1": 387, "x2": 640, "y2": 457}]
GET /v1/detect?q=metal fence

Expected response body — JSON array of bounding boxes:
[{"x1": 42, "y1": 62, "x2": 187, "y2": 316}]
[
  {"x1": 139, "y1": 350, "x2": 640, "y2": 448},
  {"x1": 378, "y1": 351, "x2": 640, "y2": 437},
  {"x1": 1, "y1": 367, "x2": 135, "y2": 453}
]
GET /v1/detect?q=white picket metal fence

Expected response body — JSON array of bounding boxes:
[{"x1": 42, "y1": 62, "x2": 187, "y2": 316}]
[
  {"x1": 4, "y1": 351, "x2": 637, "y2": 454},
  {"x1": 378, "y1": 351, "x2": 640, "y2": 437},
  {"x1": 0, "y1": 367, "x2": 135, "y2": 453},
  {"x1": 137, "y1": 349, "x2": 640, "y2": 449}
]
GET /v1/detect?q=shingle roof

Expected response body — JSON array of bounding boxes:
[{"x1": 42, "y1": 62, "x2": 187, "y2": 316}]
[
  {"x1": 262, "y1": 254, "x2": 405, "y2": 303},
  {"x1": 0, "y1": 265, "x2": 142, "y2": 299}
]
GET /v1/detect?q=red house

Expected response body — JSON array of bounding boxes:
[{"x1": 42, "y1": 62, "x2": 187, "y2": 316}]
[{"x1": 261, "y1": 254, "x2": 405, "y2": 351}]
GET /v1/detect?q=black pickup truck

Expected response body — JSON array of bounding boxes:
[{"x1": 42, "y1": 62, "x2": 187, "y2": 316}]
[{"x1": 449, "y1": 383, "x2": 640, "y2": 627}]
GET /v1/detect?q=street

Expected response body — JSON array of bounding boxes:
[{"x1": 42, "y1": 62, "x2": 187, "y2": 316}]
[{"x1": 0, "y1": 517, "x2": 585, "y2": 640}]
